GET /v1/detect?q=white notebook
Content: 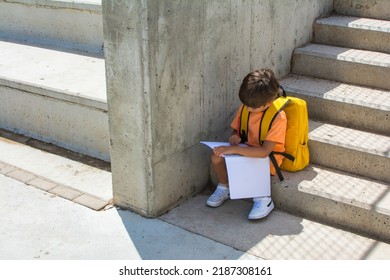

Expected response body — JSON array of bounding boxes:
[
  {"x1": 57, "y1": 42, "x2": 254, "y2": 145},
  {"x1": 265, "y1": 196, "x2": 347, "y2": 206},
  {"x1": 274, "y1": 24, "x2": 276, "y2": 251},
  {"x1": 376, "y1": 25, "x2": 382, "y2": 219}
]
[{"x1": 201, "y1": 141, "x2": 270, "y2": 199}]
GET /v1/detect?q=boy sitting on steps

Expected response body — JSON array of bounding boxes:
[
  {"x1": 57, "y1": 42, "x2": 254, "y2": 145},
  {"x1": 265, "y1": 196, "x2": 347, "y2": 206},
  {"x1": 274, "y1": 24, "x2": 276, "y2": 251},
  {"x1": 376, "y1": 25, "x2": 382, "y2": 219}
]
[{"x1": 206, "y1": 68, "x2": 287, "y2": 220}]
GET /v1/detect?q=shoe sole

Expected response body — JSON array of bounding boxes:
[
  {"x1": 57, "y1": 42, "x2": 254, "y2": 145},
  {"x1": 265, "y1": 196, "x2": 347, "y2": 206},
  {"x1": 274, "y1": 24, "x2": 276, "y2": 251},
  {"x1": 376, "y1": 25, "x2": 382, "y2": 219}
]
[
  {"x1": 248, "y1": 202, "x2": 274, "y2": 220},
  {"x1": 206, "y1": 197, "x2": 229, "y2": 208}
]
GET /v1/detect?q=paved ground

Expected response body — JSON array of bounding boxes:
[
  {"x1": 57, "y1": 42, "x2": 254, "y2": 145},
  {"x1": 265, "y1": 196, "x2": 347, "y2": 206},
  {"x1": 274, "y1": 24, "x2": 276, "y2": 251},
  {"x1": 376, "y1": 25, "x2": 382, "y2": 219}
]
[
  {"x1": 0, "y1": 174, "x2": 256, "y2": 260},
  {"x1": 1, "y1": 130, "x2": 390, "y2": 260}
]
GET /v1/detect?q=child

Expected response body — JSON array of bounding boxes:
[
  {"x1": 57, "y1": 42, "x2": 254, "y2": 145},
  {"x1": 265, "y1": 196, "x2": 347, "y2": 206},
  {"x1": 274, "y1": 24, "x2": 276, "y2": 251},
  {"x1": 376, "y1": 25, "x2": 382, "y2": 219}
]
[{"x1": 206, "y1": 68, "x2": 287, "y2": 220}]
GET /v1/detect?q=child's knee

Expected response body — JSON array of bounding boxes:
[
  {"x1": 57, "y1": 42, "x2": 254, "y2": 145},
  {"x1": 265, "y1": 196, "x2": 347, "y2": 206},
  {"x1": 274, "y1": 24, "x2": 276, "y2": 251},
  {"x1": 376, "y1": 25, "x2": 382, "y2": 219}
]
[{"x1": 211, "y1": 153, "x2": 225, "y2": 165}]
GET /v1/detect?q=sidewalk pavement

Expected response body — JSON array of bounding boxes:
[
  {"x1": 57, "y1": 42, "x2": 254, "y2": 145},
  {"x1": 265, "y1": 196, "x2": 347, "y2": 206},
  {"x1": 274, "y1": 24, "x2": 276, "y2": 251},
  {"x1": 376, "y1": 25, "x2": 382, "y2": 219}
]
[
  {"x1": 0, "y1": 174, "x2": 256, "y2": 260},
  {"x1": 1, "y1": 132, "x2": 390, "y2": 260}
]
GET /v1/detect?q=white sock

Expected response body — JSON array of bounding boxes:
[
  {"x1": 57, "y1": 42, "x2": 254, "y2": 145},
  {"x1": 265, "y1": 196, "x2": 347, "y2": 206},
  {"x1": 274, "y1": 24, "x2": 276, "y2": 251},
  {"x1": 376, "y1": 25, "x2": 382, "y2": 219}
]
[
  {"x1": 253, "y1": 196, "x2": 271, "y2": 202},
  {"x1": 217, "y1": 183, "x2": 228, "y2": 189}
]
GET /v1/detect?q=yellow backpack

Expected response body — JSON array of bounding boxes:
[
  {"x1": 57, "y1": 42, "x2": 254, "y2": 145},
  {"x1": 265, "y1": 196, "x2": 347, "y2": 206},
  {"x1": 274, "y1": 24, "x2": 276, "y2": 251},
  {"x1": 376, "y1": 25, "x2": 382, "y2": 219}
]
[{"x1": 239, "y1": 87, "x2": 310, "y2": 181}]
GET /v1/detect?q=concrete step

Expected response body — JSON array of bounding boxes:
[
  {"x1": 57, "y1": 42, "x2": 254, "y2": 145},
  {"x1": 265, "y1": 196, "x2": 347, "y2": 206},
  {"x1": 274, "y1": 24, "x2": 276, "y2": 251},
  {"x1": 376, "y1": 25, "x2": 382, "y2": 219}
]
[
  {"x1": 0, "y1": 39, "x2": 110, "y2": 161},
  {"x1": 314, "y1": 15, "x2": 390, "y2": 53},
  {"x1": 271, "y1": 164, "x2": 390, "y2": 243},
  {"x1": 0, "y1": 0, "x2": 103, "y2": 54},
  {"x1": 308, "y1": 120, "x2": 390, "y2": 183},
  {"x1": 0, "y1": 130, "x2": 112, "y2": 210},
  {"x1": 334, "y1": 0, "x2": 390, "y2": 21},
  {"x1": 292, "y1": 44, "x2": 390, "y2": 90},
  {"x1": 281, "y1": 74, "x2": 390, "y2": 136}
]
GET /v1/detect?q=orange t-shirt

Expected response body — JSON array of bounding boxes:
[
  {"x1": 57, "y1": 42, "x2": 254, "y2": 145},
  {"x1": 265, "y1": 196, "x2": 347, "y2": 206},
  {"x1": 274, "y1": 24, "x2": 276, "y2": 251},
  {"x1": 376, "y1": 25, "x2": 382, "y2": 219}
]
[{"x1": 230, "y1": 105, "x2": 287, "y2": 175}]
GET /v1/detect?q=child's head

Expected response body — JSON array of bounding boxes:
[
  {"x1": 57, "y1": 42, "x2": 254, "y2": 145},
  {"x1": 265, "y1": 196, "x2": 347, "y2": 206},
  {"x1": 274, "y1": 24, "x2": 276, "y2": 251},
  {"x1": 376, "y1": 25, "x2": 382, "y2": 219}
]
[{"x1": 239, "y1": 69, "x2": 280, "y2": 110}]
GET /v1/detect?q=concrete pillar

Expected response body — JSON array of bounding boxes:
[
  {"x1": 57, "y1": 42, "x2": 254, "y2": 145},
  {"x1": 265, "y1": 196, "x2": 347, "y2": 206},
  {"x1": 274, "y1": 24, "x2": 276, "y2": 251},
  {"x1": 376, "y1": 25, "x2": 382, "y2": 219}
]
[{"x1": 102, "y1": 0, "x2": 333, "y2": 217}]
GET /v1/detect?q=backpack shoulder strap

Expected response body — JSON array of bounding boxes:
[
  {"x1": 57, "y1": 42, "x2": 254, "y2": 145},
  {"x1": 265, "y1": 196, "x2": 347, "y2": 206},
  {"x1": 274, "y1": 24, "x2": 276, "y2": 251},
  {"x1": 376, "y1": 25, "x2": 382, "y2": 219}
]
[
  {"x1": 259, "y1": 87, "x2": 291, "y2": 182},
  {"x1": 269, "y1": 152, "x2": 285, "y2": 182},
  {"x1": 259, "y1": 97, "x2": 290, "y2": 144},
  {"x1": 239, "y1": 105, "x2": 250, "y2": 143}
]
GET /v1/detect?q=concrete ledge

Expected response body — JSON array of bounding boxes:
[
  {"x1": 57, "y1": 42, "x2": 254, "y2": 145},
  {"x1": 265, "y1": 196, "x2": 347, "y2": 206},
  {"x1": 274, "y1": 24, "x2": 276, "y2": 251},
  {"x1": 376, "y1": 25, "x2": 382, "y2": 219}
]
[
  {"x1": 0, "y1": 135, "x2": 112, "y2": 201},
  {"x1": 0, "y1": 85, "x2": 110, "y2": 161},
  {"x1": 0, "y1": 160, "x2": 111, "y2": 211},
  {"x1": 7, "y1": 169, "x2": 36, "y2": 183},
  {"x1": 2, "y1": 0, "x2": 102, "y2": 12},
  {"x1": 309, "y1": 120, "x2": 390, "y2": 183},
  {"x1": 0, "y1": 161, "x2": 17, "y2": 174},
  {"x1": 0, "y1": 40, "x2": 109, "y2": 160},
  {"x1": 28, "y1": 177, "x2": 57, "y2": 191},
  {"x1": 293, "y1": 44, "x2": 390, "y2": 90},
  {"x1": 314, "y1": 16, "x2": 390, "y2": 53},
  {"x1": 334, "y1": 0, "x2": 390, "y2": 21},
  {"x1": 0, "y1": 40, "x2": 106, "y2": 104},
  {"x1": 272, "y1": 164, "x2": 390, "y2": 243},
  {"x1": 0, "y1": 77, "x2": 107, "y2": 111},
  {"x1": 73, "y1": 194, "x2": 110, "y2": 211},
  {"x1": 282, "y1": 74, "x2": 390, "y2": 135},
  {"x1": 0, "y1": 0, "x2": 103, "y2": 54}
]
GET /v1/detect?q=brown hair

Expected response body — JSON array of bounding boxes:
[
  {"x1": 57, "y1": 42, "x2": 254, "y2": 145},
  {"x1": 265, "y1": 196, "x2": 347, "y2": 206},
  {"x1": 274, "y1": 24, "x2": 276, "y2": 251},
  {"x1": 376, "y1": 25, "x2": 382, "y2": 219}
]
[{"x1": 238, "y1": 69, "x2": 280, "y2": 108}]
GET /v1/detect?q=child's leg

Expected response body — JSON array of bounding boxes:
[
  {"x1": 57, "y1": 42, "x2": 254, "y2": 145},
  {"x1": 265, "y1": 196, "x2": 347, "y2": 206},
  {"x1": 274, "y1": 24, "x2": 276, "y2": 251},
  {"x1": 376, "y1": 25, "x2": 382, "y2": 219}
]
[
  {"x1": 206, "y1": 154, "x2": 229, "y2": 207},
  {"x1": 211, "y1": 153, "x2": 228, "y2": 185}
]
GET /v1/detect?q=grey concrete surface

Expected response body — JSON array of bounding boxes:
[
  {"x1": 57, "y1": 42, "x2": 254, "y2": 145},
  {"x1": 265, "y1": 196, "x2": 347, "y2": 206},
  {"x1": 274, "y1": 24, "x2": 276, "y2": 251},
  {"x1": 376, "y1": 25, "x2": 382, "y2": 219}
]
[
  {"x1": 0, "y1": 134, "x2": 112, "y2": 201},
  {"x1": 282, "y1": 74, "x2": 390, "y2": 135},
  {"x1": 0, "y1": 40, "x2": 107, "y2": 106},
  {"x1": 161, "y1": 195, "x2": 390, "y2": 260},
  {"x1": 334, "y1": 0, "x2": 390, "y2": 21},
  {"x1": 0, "y1": 0, "x2": 103, "y2": 54},
  {"x1": 284, "y1": 5, "x2": 390, "y2": 243},
  {"x1": 292, "y1": 44, "x2": 390, "y2": 89},
  {"x1": 308, "y1": 120, "x2": 390, "y2": 183},
  {"x1": 2, "y1": 172, "x2": 390, "y2": 260},
  {"x1": 0, "y1": 40, "x2": 109, "y2": 161},
  {"x1": 102, "y1": 0, "x2": 333, "y2": 217},
  {"x1": 314, "y1": 16, "x2": 390, "y2": 53},
  {"x1": 0, "y1": 174, "x2": 256, "y2": 260},
  {"x1": 293, "y1": 44, "x2": 390, "y2": 90},
  {"x1": 271, "y1": 164, "x2": 390, "y2": 242},
  {"x1": 1, "y1": 0, "x2": 389, "y2": 262}
]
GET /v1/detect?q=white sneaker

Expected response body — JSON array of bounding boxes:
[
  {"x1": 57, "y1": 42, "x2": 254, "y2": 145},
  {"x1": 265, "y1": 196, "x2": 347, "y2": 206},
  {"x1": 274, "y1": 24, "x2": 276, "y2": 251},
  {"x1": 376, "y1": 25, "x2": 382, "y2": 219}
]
[
  {"x1": 248, "y1": 197, "x2": 274, "y2": 220},
  {"x1": 206, "y1": 185, "x2": 229, "y2": 207}
]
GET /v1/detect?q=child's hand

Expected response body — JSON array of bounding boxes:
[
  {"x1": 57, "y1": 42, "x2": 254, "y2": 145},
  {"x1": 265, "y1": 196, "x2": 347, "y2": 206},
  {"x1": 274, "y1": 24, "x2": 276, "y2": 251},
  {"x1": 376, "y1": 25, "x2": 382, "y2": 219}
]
[
  {"x1": 213, "y1": 146, "x2": 237, "y2": 157},
  {"x1": 229, "y1": 134, "x2": 241, "y2": 145}
]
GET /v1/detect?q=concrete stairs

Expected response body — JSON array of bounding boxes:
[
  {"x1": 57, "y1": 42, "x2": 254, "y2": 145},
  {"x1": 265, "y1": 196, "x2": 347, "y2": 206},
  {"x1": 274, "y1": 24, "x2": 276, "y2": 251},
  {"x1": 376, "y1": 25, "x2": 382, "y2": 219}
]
[
  {"x1": 278, "y1": 6, "x2": 390, "y2": 242},
  {"x1": 0, "y1": 0, "x2": 109, "y2": 161}
]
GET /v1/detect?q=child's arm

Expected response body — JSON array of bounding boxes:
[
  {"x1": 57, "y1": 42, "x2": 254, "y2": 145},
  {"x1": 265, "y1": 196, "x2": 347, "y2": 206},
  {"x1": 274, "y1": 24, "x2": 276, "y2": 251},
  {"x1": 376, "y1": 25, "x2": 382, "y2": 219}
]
[{"x1": 213, "y1": 140, "x2": 276, "y2": 158}]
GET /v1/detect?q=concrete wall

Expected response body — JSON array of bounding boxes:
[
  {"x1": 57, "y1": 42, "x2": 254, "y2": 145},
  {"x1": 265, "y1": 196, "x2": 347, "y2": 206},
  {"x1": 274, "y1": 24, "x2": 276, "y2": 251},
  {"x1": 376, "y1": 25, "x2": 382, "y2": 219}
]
[{"x1": 102, "y1": 0, "x2": 333, "y2": 217}]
